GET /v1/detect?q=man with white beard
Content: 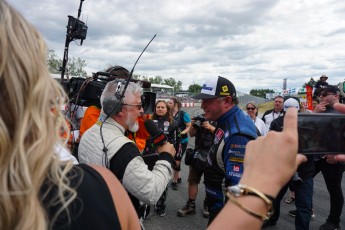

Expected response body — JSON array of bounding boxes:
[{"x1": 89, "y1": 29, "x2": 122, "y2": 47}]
[{"x1": 78, "y1": 80, "x2": 176, "y2": 220}]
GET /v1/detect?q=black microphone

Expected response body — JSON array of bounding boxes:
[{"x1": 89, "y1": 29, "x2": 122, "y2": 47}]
[{"x1": 144, "y1": 119, "x2": 168, "y2": 146}]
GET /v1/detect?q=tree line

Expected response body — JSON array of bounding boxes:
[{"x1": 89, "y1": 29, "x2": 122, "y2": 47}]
[{"x1": 48, "y1": 50, "x2": 316, "y2": 98}]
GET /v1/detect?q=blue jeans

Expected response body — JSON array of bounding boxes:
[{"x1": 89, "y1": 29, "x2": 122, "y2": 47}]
[
  {"x1": 270, "y1": 177, "x2": 313, "y2": 230},
  {"x1": 295, "y1": 177, "x2": 313, "y2": 230},
  {"x1": 315, "y1": 159, "x2": 344, "y2": 225}
]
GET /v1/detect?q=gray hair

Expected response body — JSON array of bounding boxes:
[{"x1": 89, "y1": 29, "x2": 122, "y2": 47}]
[{"x1": 100, "y1": 80, "x2": 143, "y2": 114}]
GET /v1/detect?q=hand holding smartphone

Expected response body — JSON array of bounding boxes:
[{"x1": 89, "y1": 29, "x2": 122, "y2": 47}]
[{"x1": 298, "y1": 113, "x2": 345, "y2": 154}]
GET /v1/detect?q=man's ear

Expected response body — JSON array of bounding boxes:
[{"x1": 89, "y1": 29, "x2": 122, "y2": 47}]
[
  {"x1": 115, "y1": 108, "x2": 125, "y2": 118},
  {"x1": 224, "y1": 96, "x2": 232, "y2": 104}
]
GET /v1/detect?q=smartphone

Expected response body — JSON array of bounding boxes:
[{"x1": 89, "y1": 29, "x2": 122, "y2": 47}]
[{"x1": 298, "y1": 113, "x2": 345, "y2": 154}]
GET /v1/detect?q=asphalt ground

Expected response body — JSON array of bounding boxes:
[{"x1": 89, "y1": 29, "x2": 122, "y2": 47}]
[{"x1": 143, "y1": 107, "x2": 345, "y2": 230}]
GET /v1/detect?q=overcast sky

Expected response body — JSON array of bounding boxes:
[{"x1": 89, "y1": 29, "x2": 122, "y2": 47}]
[{"x1": 9, "y1": 0, "x2": 345, "y2": 93}]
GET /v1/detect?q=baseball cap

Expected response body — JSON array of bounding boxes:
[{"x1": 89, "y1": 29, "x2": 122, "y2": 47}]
[
  {"x1": 321, "y1": 85, "x2": 340, "y2": 94},
  {"x1": 283, "y1": 98, "x2": 300, "y2": 111},
  {"x1": 192, "y1": 76, "x2": 236, "y2": 99}
]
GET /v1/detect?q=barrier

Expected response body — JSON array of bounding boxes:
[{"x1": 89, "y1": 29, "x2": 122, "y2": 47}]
[{"x1": 182, "y1": 102, "x2": 194, "y2": 107}]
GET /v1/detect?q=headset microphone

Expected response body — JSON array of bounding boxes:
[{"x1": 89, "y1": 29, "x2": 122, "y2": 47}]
[
  {"x1": 100, "y1": 35, "x2": 157, "y2": 168},
  {"x1": 144, "y1": 119, "x2": 168, "y2": 146},
  {"x1": 102, "y1": 34, "x2": 156, "y2": 117}
]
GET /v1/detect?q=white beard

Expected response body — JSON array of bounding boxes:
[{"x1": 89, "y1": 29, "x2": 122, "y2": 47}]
[{"x1": 126, "y1": 113, "x2": 139, "y2": 132}]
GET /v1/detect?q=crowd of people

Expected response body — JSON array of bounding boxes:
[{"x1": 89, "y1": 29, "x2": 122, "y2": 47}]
[{"x1": 1, "y1": 1, "x2": 344, "y2": 230}]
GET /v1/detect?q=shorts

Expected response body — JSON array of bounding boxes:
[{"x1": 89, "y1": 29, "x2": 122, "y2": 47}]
[{"x1": 188, "y1": 165, "x2": 204, "y2": 185}]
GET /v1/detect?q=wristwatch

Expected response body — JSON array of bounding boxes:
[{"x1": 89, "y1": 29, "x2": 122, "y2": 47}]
[{"x1": 227, "y1": 184, "x2": 275, "y2": 204}]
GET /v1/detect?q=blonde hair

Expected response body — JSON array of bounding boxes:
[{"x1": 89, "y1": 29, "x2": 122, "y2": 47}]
[{"x1": 0, "y1": 1, "x2": 76, "y2": 229}]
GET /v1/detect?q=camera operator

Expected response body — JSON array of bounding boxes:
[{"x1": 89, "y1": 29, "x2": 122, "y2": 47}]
[
  {"x1": 78, "y1": 80, "x2": 176, "y2": 220},
  {"x1": 178, "y1": 114, "x2": 216, "y2": 218}
]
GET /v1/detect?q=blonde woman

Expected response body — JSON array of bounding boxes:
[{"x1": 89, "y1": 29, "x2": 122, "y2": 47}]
[
  {"x1": 246, "y1": 101, "x2": 267, "y2": 136},
  {"x1": 0, "y1": 1, "x2": 139, "y2": 229}
]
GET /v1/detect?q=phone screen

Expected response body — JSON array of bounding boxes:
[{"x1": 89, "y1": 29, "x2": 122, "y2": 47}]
[{"x1": 298, "y1": 113, "x2": 345, "y2": 154}]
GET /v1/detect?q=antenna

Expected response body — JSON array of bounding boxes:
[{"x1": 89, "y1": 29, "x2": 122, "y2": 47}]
[{"x1": 120, "y1": 34, "x2": 156, "y2": 98}]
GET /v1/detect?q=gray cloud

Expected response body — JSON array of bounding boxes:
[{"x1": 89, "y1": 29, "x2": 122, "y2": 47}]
[{"x1": 8, "y1": 0, "x2": 345, "y2": 93}]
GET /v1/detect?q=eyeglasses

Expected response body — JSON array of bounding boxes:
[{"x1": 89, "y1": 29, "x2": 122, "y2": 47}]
[
  {"x1": 246, "y1": 107, "x2": 256, "y2": 111},
  {"x1": 320, "y1": 93, "x2": 335, "y2": 97},
  {"x1": 122, "y1": 103, "x2": 143, "y2": 110}
]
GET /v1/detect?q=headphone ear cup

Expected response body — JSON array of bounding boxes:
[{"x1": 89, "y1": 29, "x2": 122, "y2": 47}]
[{"x1": 102, "y1": 94, "x2": 122, "y2": 117}]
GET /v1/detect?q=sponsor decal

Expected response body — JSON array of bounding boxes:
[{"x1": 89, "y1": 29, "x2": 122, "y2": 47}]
[
  {"x1": 202, "y1": 84, "x2": 213, "y2": 91},
  {"x1": 222, "y1": 85, "x2": 228, "y2": 92},
  {"x1": 220, "y1": 92, "x2": 230, "y2": 96},
  {"x1": 230, "y1": 144, "x2": 246, "y2": 148},
  {"x1": 214, "y1": 128, "x2": 224, "y2": 145},
  {"x1": 233, "y1": 165, "x2": 240, "y2": 172},
  {"x1": 229, "y1": 172, "x2": 242, "y2": 177},
  {"x1": 228, "y1": 150, "x2": 244, "y2": 157},
  {"x1": 229, "y1": 157, "x2": 244, "y2": 162},
  {"x1": 215, "y1": 129, "x2": 224, "y2": 139}
]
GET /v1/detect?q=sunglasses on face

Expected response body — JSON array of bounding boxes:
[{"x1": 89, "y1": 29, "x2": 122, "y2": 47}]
[
  {"x1": 122, "y1": 103, "x2": 143, "y2": 110},
  {"x1": 246, "y1": 107, "x2": 256, "y2": 111},
  {"x1": 320, "y1": 92, "x2": 335, "y2": 97}
]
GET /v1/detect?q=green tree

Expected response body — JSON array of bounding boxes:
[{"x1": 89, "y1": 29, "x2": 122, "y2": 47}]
[
  {"x1": 47, "y1": 49, "x2": 87, "y2": 77},
  {"x1": 188, "y1": 84, "x2": 202, "y2": 95},
  {"x1": 47, "y1": 49, "x2": 62, "y2": 74},
  {"x1": 148, "y1": 76, "x2": 163, "y2": 84},
  {"x1": 250, "y1": 89, "x2": 275, "y2": 98},
  {"x1": 68, "y1": 57, "x2": 87, "y2": 77},
  {"x1": 163, "y1": 77, "x2": 182, "y2": 92}
]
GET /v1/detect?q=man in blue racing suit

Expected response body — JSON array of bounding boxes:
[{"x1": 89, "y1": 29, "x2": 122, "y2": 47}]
[{"x1": 192, "y1": 76, "x2": 257, "y2": 225}]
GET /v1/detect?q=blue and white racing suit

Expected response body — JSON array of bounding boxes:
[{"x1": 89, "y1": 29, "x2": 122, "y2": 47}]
[{"x1": 204, "y1": 105, "x2": 257, "y2": 224}]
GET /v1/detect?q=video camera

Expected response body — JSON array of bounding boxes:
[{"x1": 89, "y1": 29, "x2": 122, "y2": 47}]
[
  {"x1": 192, "y1": 114, "x2": 206, "y2": 126},
  {"x1": 63, "y1": 72, "x2": 156, "y2": 114}
]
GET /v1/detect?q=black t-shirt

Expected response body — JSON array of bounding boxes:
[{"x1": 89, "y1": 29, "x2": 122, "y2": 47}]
[
  {"x1": 269, "y1": 116, "x2": 314, "y2": 180},
  {"x1": 41, "y1": 164, "x2": 121, "y2": 230},
  {"x1": 194, "y1": 121, "x2": 216, "y2": 150}
]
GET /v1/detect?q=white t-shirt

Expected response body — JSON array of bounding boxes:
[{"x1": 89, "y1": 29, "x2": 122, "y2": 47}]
[
  {"x1": 55, "y1": 143, "x2": 79, "y2": 164},
  {"x1": 254, "y1": 117, "x2": 267, "y2": 136}
]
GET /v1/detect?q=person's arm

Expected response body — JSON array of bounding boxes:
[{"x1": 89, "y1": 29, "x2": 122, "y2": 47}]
[
  {"x1": 200, "y1": 120, "x2": 216, "y2": 133},
  {"x1": 208, "y1": 108, "x2": 306, "y2": 230},
  {"x1": 180, "y1": 112, "x2": 191, "y2": 135},
  {"x1": 114, "y1": 143, "x2": 174, "y2": 205},
  {"x1": 89, "y1": 165, "x2": 140, "y2": 230}
]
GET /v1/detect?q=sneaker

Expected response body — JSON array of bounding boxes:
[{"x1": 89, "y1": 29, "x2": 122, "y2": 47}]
[
  {"x1": 319, "y1": 222, "x2": 340, "y2": 230},
  {"x1": 177, "y1": 201, "x2": 196, "y2": 217},
  {"x1": 288, "y1": 210, "x2": 296, "y2": 217},
  {"x1": 171, "y1": 182, "x2": 178, "y2": 190},
  {"x1": 284, "y1": 196, "x2": 295, "y2": 204},
  {"x1": 177, "y1": 177, "x2": 182, "y2": 184},
  {"x1": 202, "y1": 200, "x2": 209, "y2": 218},
  {"x1": 288, "y1": 209, "x2": 316, "y2": 219},
  {"x1": 156, "y1": 209, "x2": 166, "y2": 217}
]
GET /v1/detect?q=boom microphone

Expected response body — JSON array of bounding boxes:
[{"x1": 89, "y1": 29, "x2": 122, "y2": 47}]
[{"x1": 144, "y1": 119, "x2": 167, "y2": 146}]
